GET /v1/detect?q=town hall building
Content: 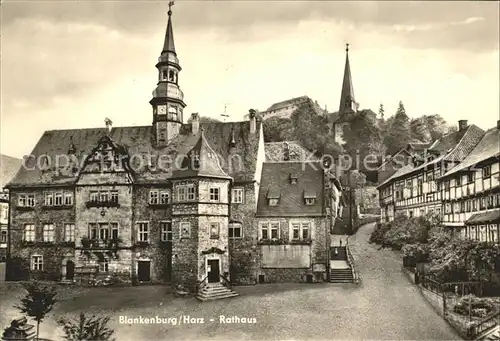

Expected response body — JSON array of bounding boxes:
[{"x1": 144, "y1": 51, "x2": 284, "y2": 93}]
[{"x1": 6, "y1": 4, "x2": 344, "y2": 295}]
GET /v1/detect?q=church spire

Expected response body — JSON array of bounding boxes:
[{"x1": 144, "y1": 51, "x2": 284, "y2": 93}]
[
  {"x1": 162, "y1": 1, "x2": 176, "y2": 54},
  {"x1": 338, "y1": 43, "x2": 358, "y2": 115}
]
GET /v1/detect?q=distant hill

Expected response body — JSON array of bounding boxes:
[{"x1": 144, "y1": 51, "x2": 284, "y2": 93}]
[{"x1": 1, "y1": 154, "x2": 22, "y2": 189}]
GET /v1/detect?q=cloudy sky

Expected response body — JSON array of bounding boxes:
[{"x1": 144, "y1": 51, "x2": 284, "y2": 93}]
[{"x1": 1, "y1": 0, "x2": 499, "y2": 158}]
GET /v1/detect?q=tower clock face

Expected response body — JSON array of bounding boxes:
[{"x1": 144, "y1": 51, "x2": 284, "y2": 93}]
[{"x1": 158, "y1": 105, "x2": 167, "y2": 115}]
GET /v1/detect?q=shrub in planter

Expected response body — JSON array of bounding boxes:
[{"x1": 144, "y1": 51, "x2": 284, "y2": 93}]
[{"x1": 453, "y1": 295, "x2": 495, "y2": 317}]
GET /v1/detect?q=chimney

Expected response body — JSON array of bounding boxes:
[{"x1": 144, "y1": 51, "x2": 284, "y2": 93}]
[
  {"x1": 497, "y1": 120, "x2": 500, "y2": 130},
  {"x1": 249, "y1": 109, "x2": 256, "y2": 134},
  {"x1": 191, "y1": 113, "x2": 199, "y2": 135},
  {"x1": 105, "y1": 118, "x2": 113, "y2": 132},
  {"x1": 458, "y1": 120, "x2": 468, "y2": 132}
]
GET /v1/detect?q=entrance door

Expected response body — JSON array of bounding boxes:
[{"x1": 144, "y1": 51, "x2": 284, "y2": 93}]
[
  {"x1": 66, "y1": 260, "x2": 75, "y2": 280},
  {"x1": 207, "y1": 259, "x2": 220, "y2": 283},
  {"x1": 137, "y1": 260, "x2": 151, "y2": 282}
]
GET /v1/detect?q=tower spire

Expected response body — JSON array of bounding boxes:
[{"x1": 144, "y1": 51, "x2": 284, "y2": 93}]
[
  {"x1": 163, "y1": 1, "x2": 176, "y2": 54},
  {"x1": 150, "y1": 0, "x2": 186, "y2": 148},
  {"x1": 338, "y1": 43, "x2": 358, "y2": 115}
]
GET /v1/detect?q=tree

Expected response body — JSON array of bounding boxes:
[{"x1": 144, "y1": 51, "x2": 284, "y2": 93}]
[
  {"x1": 263, "y1": 117, "x2": 295, "y2": 142},
  {"x1": 425, "y1": 114, "x2": 450, "y2": 141},
  {"x1": 384, "y1": 101, "x2": 411, "y2": 156},
  {"x1": 410, "y1": 117, "x2": 432, "y2": 143},
  {"x1": 58, "y1": 312, "x2": 115, "y2": 341},
  {"x1": 342, "y1": 109, "x2": 385, "y2": 171},
  {"x1": 15, "y1": 281, "x2": 58, "y2": 340},
  {"x1": 378, "y1": 103, "x2": 385, "y2": 120}
]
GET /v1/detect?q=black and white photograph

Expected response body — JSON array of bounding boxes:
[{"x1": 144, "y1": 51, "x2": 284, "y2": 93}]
[{"x1": 0, "y1": 1, "x2": 499, "y2": 340}]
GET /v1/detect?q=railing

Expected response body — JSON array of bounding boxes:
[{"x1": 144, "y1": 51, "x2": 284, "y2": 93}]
[
  {"x1": 419, "y1": 274, "x2": 443, "y2": 295},
  {"x1": 467, "y1": 311, "x2": 500, "y2": 339},
  {"x1": 346, "y1": 244, "x2": 360, "y2": 284},
  {"x1": 197, "y1": 275, "x2": 209, "y2": 293},
  {"x1": 220, "y1": 274, "x2": 232, "y2": 289}
]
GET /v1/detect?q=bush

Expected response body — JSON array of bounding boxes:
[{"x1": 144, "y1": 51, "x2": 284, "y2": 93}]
[
  {"x1": 453, "y1": 295, "x2": 496, "y2": 318},
  {"x1": 369, "y1": 222, "x2": 391, "y2": 245},
  {"x1": 369, "y1": 214, "x2": 435, "y2": 250}
]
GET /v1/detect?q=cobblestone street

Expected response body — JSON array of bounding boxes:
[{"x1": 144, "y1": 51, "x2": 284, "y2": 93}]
[{"x1": 0, "y1": 223, "x2": 462, "y2": 340}]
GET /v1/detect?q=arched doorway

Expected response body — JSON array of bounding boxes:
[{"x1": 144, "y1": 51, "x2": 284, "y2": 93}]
[{"x1": 66, "y1": 260, "x2": 75, "y2": 280}]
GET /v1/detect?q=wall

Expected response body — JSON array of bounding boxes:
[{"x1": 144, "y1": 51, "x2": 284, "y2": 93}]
[
  {"x1": 9, "y1": 188, "x2": 75, "y2": 280},
  {"x1": 256, "y1": 216, "x2": 328, "y2": 283},
  {"x1": 229, "y1": 182, "x2": 259, "y2": 285},
  {"x1": 261, "y1": 245, "x2": 310, "y2": 268}
]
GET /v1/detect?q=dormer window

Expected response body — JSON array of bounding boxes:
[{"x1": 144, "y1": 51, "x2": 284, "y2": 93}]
[
  {"x1": 289, "y1": 173, "x2": 298, "y2": 184},
  {"x1": 304, "y1": 190, "x2": 317, "y2": 205},
  {"x1": 267, "y1": 188, "x2": 280, "y2": 206},
  {"x1": 269, "y1": 199, "x2": 279, "y2": 206}
]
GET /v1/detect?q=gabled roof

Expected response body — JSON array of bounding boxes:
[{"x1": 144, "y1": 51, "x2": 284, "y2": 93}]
[
  {"x1": 7, "y1": 121, "x2": 262, "y2": 187},
  {"x1": 1, "y1": 154, "x2": 22, "y2": 189},
  {"x1": 172, "y1": 129, "x2": 230, "y2": 180},
  {"x1": 376, "y1": 124, "x2": 485, "y2": 188},
  {"x1": 441, "y1": 127, "x2": 500, "y2": 179},
  {"x1": 256, "y1": 162, "x2": 325, "y2": 217}
]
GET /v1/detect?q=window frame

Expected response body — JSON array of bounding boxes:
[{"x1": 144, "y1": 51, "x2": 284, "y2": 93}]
[
  {"x1": 31, "y1": 255, "x2": 43, "y2": 271},
  {"x1": 137, "y1": 222, "x2": 149, "y2": 242},
  {"x1": 482, "y1": 165, "x2": 491, "y2": 179},
  {"x1": 160, "y1": 221, "x2": 172, "y2": 242},
  {"x1": 232, "y1": 188, "x2": 244, "y2": 204},
  {"x1": 229, "y1": 223, "x2": 242, "y2": 239},
  {"x1": 209, "y1": 187, "x2": 220, "y2": 202},
  {"x1": 42, "y1": 223, "x2": 55, "y2": 242},
  {"x1": 63, "y1": 223, "x2": 75, "y2": 242},
  {"x1": 209, "y1": 222, "x2": 220, "y2": 239},
  {"x1": 180, "y1": 222, "x2": 191, "y2": 239},
  {"x1": 260, "y1": 221, "x2": 280, "y2": 240}
]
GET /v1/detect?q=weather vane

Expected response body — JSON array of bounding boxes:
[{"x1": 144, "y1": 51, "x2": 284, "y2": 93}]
[
  {"x1": 168, "y1": 1, "x2": 175, "y2": 15},
  {"x1": 346, "y1": 43, "x2": 349, "y2": 52}
]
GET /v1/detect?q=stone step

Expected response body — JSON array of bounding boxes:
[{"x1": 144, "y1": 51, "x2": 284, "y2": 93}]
[
  {"x1": 196, "y1": 292, "x2": 239, "y2": 301},
  {"x1": 199, "y1": 287, "x2": 232, "y2": 295}
]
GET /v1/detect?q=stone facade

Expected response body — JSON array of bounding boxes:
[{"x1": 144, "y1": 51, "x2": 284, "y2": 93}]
[{"x1": 256, "y1": 217, "x2": 329, "y2": 283}]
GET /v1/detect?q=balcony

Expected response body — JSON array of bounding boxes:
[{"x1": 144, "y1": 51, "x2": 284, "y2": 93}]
[
  {"x1": 80, "y1": 237, "x2": 122, "y2": 250},
  {"x1": 85, "y1": 200, "x2": 120, "y2": 209}
]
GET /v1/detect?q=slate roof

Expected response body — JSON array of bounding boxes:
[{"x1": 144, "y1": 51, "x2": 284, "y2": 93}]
[
  {"x1": 376, "y1": 125, "x2": 485, "y2": 188},
  {"x1": 441, "y1": 127, "x2": 500, "y2": 179},
  {"x1": 465, "y1": 209, "x2": 500, "y2": 225},
  {"x1": 1, "y1": 154, "x2": 22, "y2": 189},
  {"x1": 256, "y1": 162, "x2": 325, "y2": 217},
  {"x1": 171, "y1": 129, "x2": 231, "y2": 180},
  {"x1": 7, "y1": 121, "x2": 262, "y2": 187}
]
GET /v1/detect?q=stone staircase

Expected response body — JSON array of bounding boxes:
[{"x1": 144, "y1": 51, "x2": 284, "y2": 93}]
[
  {"x1": 329, "y1": 268, "x2": 354, "y2": 283},
  {"x1": 196, "y1": 282, "x2": 239, "y2": 301}
]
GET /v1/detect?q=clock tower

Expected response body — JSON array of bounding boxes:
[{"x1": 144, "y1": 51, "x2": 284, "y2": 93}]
[{"x1": 150, "y1": 1, "x2": 187, "y2": 148}]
